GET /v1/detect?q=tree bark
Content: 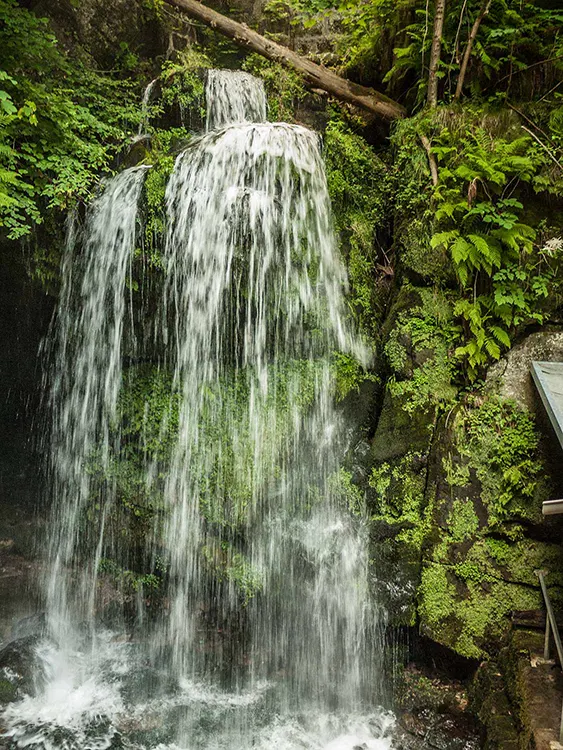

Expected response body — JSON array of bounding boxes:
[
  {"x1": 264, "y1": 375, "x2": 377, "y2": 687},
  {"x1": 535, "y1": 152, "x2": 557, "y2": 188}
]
[
  {"x1": 163, "y1": 0, "x2": 406, "y2": 121},
  {"x1": 427, "y1": 0, "x2": 446, "y2": 108},
  {"x1": 454, "y1": 0, "x2": 492, "y2": 100},
  {"x1": 419, "y1": 133, "x2": 439, "y2": 185}
]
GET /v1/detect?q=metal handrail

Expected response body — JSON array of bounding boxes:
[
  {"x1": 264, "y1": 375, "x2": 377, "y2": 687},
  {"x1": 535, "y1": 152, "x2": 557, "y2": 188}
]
[{"x1": 535, "y1": 569, "x2": 563, "y2": 743}]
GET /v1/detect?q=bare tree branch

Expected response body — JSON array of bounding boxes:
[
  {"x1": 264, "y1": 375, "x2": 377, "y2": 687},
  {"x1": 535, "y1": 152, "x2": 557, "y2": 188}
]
[
  {"x1": 419, "y1": 133, "x2": 439, "y2": 185},
  {"x1": 454, "y1": 0, "x2": 492, "y2": 100}
]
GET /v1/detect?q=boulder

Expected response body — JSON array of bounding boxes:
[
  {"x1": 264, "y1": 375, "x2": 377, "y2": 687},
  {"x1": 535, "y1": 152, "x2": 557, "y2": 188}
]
[
  {"x1": 0, "y1": 636, "x2": 44, "y2": 701},
  {"x1": 486, "y1": 329, "x2": 563, "y2": 411}
]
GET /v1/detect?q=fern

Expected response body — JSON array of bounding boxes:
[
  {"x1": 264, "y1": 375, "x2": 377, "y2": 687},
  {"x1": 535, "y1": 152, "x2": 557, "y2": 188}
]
[{"x1": 429, "y1": 117, "x2": 556, "y2": 380}]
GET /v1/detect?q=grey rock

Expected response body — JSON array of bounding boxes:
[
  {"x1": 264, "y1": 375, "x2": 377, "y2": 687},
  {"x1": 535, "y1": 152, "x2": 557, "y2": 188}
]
[
  {"x1": 11, "y1": 612, "x2": 46, "y2": 640},
  {"x1": 0, "y1": 635, "x2": 44, "y2": 699},
  {"x1": 486, "y1": 329, "x2": 563, "y2": 411}
]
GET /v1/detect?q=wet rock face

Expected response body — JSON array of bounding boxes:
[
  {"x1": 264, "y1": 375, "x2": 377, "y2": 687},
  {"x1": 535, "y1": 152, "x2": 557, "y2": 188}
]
[
  {"x1": 393, "y1": 663, "x2": 481, "y2": 750},
  {"x1": 29, "y1": 0, "x2": 166, "y2": 69},
  {"x1": 486, "y1": 329, "x2": 563, "y2": 411},
  {"x1": 0, "y1": 636, "x2": 44, "y2": 703}
]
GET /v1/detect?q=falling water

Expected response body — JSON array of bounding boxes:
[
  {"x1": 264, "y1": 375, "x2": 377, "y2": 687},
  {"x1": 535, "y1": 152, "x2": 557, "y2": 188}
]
[
  {"x1": 137, "y1": 78, "x2": 159, "y2": 136},
  {"x1": 45, "y1": 165, "x2": 150, "y2": 645},
  {"x1": 2, "y1": 70, "x2": 393, "y2": 750},
  {"x1": 205, "y1": 69, "x2": 267, "y2": 130}
]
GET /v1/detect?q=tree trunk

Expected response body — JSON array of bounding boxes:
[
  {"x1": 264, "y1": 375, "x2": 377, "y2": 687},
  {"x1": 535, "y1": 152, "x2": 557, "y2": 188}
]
[
  {"x1": 427, "y1": 0, "x2": 446, "y2": 108},
  {"x1": 163, "y1": 0, "x2": 406, "y2": 121},
  {"x1": 454, "y1": 0, "x2": 492, "y2": 100},
  {"x1": 419, "y1": 133, "x2": 439, "y2": 185}
]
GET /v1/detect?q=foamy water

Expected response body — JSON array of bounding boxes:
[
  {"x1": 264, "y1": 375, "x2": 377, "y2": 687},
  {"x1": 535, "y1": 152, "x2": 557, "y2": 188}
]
[{"x1": 2, "y1": 69, "x2": 390, "y2": 750}]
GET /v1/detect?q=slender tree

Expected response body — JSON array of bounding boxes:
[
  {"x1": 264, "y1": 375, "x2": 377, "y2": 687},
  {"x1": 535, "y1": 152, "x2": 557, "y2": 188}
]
[
  {"x1": 427, "y1": 0, "x2": 447, "y2": 107},
  {"x1": 455, "y1": 0, "x2": 493, "y2": 100}
]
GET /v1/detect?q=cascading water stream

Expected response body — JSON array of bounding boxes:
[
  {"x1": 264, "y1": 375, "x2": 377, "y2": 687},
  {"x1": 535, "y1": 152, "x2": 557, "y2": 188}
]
[
  {"x1": 205, "y1": 70, "x2": 267, "y2": 130},
  {"x1": 2, "y1": 70, "x2": 393, "y2": 750},
  {"x1": 45, "y1": 165, "x2": 150, "y2": 646}
]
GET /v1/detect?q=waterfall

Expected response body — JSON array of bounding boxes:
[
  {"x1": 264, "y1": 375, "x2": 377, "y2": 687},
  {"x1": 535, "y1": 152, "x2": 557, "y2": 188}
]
[
  {"x1": 45, "y1": 165, "x2": 150, "y2": 645},
  {"x1": 205, "y1": 69, "x2": 267, "y2": 130},
  {"x1": 2, "y1": 70, "x2": 392, "y2": 750},
  {"x1": 138, "y1": 78, "x2": 158, "y2": 136}
]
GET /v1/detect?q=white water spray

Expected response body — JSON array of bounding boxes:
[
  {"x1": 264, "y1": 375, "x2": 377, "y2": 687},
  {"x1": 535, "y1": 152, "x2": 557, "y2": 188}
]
[{"x1": 2, "y1": 70, "x2": 392, "y2": 750}]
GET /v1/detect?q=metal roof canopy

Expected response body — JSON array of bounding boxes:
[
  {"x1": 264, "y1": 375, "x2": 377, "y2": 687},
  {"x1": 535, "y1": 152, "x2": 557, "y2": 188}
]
[
  {"x1": 531, "y1": 361, "x2": 563, "y2": 515},
  {"x1": 531, "y1": 360, "x2": 563, "y2": 453}
]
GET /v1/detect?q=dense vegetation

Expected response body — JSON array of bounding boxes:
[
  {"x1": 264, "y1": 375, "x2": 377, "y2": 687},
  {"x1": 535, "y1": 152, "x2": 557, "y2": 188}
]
[{"x1": 1, "y1": 0, "x2": 562, "y2": 738}]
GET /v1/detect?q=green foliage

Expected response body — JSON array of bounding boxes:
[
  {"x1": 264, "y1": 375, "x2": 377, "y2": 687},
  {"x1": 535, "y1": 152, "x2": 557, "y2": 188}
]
[
  {"x1": 99, "y1": 558, "x2": 163, "y2": 593},
  {"x1": 141, "y1": 153, "x2": 174, "y2": 268},
  {"x1": 270, "y1": 0, "x2": 415, "y2": 75},
  {"x1": 427, "y1": 111, "x2": 563, "y2": 379},
  {"x1": 331, "y1": 351, "x2": 377, "y2": 401},
  {"x1": 201, "y1": 540, "x2": 262, "y2": 604},
  {"x1": 139, "y1": 129, "x2": 184, "y2": 269},
  {"x1": 389, "y1": 117, "x2": 447, "y2": 282},
  {"x1": 118, "y1": 367, "x2": 180, "y2": 461},
  {"x1": 323, "y1": 117, "x2": 391, "y2": 338},
  {"x1": 0, "y1": 0, "x2": 141, "y2": 239},
  {"x1": 385, "y1": 287, "x2": 459, "y2": 413},
  {"x1": 383, "y1": 0, "x2": 563, "y2": 106},
  {"x1": 454, "y1": 395, "x2": 543, "y2": 523},
  {"x1": 369, "y1": 453, "x2": 429, "y2": 548},
  {"x1": 241, "y1": 55, "x2": 307, "y2": 121},
  {"x1": 418, "y1": 563, "x2": 457, "y2": 637},
  {"x1": 448, "y1": 499, "x2": 480, "y2": 542},
  {"x1": 328, "y1": 468, "x2": 365, "y2": 515},
  {"x1": 158, "y1": 54, "x2": 207, "y2": 124}
]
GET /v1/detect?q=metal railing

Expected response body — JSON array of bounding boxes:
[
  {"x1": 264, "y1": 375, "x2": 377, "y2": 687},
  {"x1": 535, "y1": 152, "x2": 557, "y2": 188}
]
[{"x1": 535, "y1": 569, "x2": 563, "y2": 744}]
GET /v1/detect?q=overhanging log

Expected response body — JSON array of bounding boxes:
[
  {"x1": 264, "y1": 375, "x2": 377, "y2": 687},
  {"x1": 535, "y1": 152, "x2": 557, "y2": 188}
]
[{"x1": 163, "y1": 0, "x2": 406, "y2": 121}]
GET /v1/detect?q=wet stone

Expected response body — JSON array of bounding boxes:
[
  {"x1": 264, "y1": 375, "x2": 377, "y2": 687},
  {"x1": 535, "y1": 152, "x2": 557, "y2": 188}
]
[
  {"x1": 0, "y1": 636, "x2": 44, "y2": 700},
  {"x1": 11, "y1": 613, "x2": 46, "y2": 641},
  {"x1": 120, "y1": 666, "x2": 180, "y2": 703}
]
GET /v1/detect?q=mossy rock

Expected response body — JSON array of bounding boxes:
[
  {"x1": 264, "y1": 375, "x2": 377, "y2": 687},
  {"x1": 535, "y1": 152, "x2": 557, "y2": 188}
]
[
  {"x1": 0, "y1": 676, "x2": 17, "y2": 704},
  {"x1": 371, "y1": 390, "x2": 436, "y2": 464},
  {"x1": 370, "y1": 538, "x2": 420, "y2": 626},
  {"x1": 397, "y1": 217, "x2": 454, "y2": 285},
  {"x1": 381, "y1": 284, "x2": 458, "y2": 417},
  {"x1": 470, "y1": 661, "x2": 520, "y2": 749},
  {"x1": 418, "y1": 561, "x2": 545, "y2": 660},
  {"x1": 368, "y1": 452, "x2": 430, "y2": 625},
  {"x1": 0, "y1": 636, "x2": 43, "y2": 700}
]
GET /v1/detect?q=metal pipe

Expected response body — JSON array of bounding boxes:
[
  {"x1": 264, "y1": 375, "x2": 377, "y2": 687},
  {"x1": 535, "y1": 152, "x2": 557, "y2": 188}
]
[
  {"x1": 542, "y1": 499, "x2": 563, "y2": 516},
  {"x1": 545, "y1": 613, "x2": 551, "y2": 660}
]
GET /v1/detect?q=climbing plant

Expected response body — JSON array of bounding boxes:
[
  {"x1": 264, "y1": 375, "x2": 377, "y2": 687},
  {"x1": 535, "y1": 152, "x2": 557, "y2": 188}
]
[{"x1": 427, "y1": 112, "x2": 562, "y2": 378}]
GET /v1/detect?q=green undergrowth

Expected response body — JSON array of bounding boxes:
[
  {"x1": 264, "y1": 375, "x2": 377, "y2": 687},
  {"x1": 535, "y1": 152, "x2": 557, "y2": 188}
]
[
  {"x1": 0, "y1": 0, "x2": 142, "y2": 241},
  {"x1": 242, "y1": 55, "x2": 307, "y2": 121},
  {"x1": 451, "y1": 396, "x2": 545, "y2": 525},
  {"x1": 384, "y1": 286, "x2": 459, "y2": 413},
  {"x1": 391, "y1": 106, "x2": 563, "y2": 381},
  {"x1": 323, "y1": 116, "x2": 391, "y2": 340}
]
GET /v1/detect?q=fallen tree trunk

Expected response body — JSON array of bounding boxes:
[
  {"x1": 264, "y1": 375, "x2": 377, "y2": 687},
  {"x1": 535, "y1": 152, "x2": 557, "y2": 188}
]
[{"x1": 163, "y1": 0, "x2": 406, "y2": 121}]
